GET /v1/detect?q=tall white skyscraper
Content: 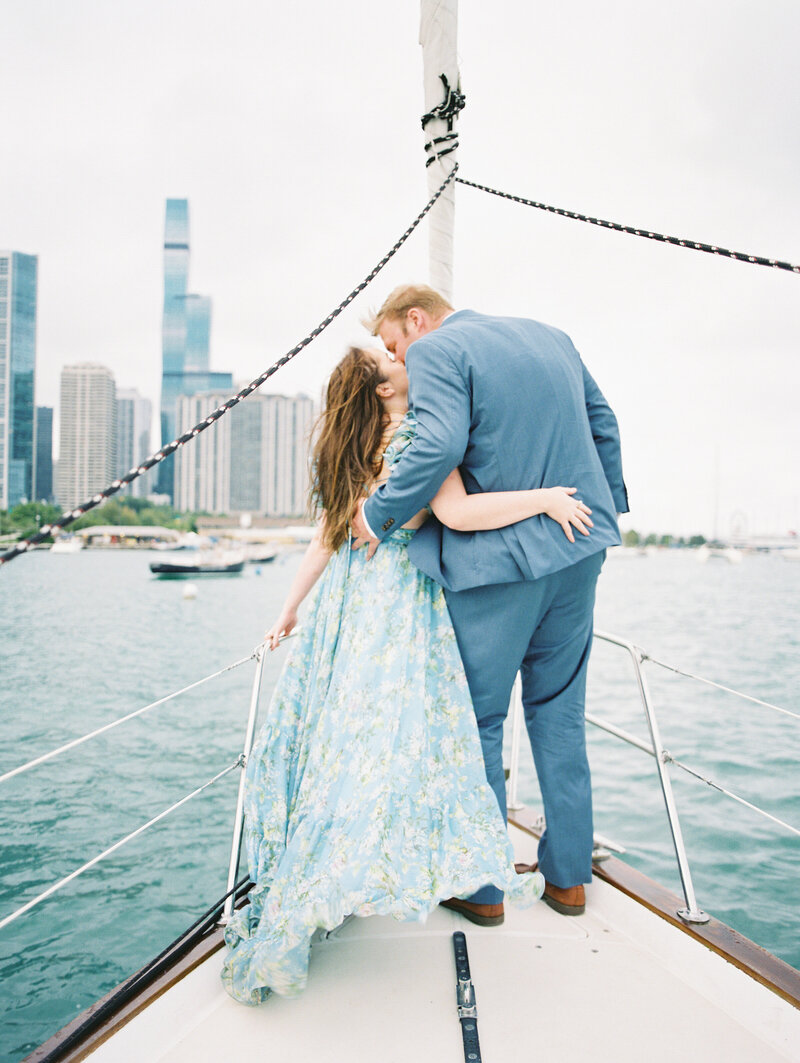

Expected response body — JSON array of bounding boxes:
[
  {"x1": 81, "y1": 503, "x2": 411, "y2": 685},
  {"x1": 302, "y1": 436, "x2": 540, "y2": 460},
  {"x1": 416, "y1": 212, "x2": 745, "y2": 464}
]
[
  {"x1": 56, "y1": 364, "x2": 117, "y2": 510},
  {"x1": 174, "y1": 392, "x2": 315, "y2": 517},
  {"x1": 116, "y1": 389, "x2": 153, "y2": 498},
  {"x1": 173, "y1": 392, "x2": 231, "y2": 515},
  {"x1": 0, "y1": 251, "x2": 37, "y2": 510}
]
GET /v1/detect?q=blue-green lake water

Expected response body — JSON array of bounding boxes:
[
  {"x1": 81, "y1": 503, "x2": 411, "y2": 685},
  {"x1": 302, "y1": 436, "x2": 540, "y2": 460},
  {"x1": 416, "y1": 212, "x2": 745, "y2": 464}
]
[{"x1": 1, "y1": 546, "x2": 798, "y2": 1061}]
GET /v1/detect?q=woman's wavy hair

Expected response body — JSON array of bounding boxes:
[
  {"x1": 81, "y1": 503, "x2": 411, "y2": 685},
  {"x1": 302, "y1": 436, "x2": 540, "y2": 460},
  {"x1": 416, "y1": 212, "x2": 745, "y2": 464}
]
[{"x1": 310, "y1": 346, "x2": 388, "y2": 552}]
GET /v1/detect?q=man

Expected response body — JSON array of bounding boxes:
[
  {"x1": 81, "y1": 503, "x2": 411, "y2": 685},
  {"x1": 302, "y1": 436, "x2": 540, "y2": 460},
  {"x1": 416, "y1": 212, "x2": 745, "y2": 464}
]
[{"x1": 353, "y1": 284, "x2": 628, "y2": 924}]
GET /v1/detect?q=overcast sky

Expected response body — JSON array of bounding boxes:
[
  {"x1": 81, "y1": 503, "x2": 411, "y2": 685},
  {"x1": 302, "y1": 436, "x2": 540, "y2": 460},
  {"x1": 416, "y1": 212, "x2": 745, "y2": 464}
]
[{"x1": 2, "y1": 0, "x2": 798, "y2": 537}]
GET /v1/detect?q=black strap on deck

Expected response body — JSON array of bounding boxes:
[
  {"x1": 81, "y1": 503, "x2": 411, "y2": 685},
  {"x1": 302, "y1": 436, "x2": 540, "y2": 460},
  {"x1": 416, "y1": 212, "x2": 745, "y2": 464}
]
[{"x1": 453, "y1": 931, "x2": 482, "y2": 1062}]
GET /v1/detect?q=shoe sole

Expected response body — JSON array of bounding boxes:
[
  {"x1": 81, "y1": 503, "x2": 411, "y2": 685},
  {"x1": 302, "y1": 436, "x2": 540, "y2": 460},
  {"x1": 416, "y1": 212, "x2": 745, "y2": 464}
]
[
  {"x1": 543, "y1": 893, "x2": 585, "y2": 916},
  {"x1": 440, "y1": 900, "x2": 505, "y2": 927}
]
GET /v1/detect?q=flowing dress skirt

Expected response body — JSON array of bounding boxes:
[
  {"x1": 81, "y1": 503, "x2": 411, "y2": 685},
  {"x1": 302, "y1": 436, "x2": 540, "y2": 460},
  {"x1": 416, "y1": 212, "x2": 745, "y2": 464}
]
[{"x1": 222, "y1": 531, "x2": 543, "y2": 1004}]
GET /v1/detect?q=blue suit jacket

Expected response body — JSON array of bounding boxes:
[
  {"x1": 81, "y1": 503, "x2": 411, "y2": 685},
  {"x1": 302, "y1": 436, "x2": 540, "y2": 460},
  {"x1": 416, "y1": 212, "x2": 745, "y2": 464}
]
[{"x1": 363, "y1": 310, "x2": 628, "y2": 591}]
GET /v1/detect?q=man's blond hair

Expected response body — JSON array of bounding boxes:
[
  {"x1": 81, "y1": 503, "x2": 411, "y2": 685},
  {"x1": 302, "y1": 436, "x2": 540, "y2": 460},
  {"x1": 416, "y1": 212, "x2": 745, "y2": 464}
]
[{"x1": 363, "y1": 284, "x2": 454, "y2": 336}]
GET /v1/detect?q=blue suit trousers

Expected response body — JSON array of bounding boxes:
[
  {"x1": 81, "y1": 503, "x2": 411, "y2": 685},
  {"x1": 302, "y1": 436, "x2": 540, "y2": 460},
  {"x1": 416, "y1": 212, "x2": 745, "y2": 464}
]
[{"x1": 444, "y1": 551, "x2": 605, "y2": 905}]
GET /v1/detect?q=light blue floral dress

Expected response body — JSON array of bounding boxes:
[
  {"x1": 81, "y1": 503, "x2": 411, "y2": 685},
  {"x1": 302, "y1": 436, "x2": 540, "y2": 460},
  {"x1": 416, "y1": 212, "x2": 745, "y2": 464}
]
[{"x1": 221, "y1": 414, "x2": 543, "y2": 1005}]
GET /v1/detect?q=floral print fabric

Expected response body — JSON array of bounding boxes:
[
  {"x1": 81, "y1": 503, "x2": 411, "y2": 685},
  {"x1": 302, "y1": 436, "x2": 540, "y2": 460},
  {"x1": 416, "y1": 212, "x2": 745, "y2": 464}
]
[{"x1": 221, "y1": 416, "x2": 543, "y2": 1005}]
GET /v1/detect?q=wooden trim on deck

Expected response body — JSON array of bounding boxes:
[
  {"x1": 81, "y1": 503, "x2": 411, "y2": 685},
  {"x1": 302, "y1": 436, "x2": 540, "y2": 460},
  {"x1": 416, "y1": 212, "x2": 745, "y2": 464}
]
[
  {"x1": 508, "y1": 806, "x2": 800, "y2": 1009},
  {"x1": 25, "y1": 808, "x2": 799, "y2": 1061},
  {"x1": 22, "y1": 928, "x2": 227, "y2": 1063}
]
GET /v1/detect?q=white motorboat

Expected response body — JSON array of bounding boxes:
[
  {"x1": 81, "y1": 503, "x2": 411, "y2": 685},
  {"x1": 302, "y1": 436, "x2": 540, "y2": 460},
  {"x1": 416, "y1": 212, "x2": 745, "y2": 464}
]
[{"x1": 49, "y1": 537, "x2": 84, "y2": 554}]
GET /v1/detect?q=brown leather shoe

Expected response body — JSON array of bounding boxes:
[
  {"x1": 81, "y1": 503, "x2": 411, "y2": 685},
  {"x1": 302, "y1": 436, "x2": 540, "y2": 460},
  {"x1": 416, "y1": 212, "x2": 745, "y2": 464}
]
[
  {"x1": 440, "y1": 897, "x2": 505, "y2": 926},
  {"x1": 514, "y1": 862, "x2": 538, "y2": 875},
  {"x1": 515, "y1": 862, "x2": 586, "y2": 915},
  {"x1": 542, "y1": 881, "x2": 585, "y2": 916}
]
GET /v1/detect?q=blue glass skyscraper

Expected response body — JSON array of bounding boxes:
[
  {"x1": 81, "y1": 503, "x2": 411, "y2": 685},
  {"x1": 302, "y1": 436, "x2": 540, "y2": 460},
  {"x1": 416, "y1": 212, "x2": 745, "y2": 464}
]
[
  {"x1": 35, "y1": 405, "x2": 53, "y2": 502},
  {"x1": 0, "y1": 251, "x2": 37, "y2": 510},
  {"x1": 157, "y1": 200, "x2": 232, "y2": 500}
]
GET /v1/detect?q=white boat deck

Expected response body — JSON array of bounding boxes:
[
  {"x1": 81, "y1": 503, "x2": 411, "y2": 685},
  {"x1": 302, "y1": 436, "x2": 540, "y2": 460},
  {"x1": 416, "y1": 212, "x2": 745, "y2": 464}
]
[{"x1": 83, "y1": 826, "x2": 800, "y2": 1063}]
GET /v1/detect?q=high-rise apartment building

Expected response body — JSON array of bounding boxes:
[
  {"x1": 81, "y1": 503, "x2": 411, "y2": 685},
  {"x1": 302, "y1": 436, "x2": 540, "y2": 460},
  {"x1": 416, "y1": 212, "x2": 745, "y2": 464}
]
[
  {"x1": 174, "y1": 392, "x2": 315, "y2": 517},
  {"x1": 35, "y1": 406, "x2": 53, "y2": 502},
  {"x1": 116, "y1": 389, "x2": 152, "y2": 498},
  {"x1": 0, "y1": 251, "x2": 37, "y2": 510},
  {"x1": 246, "y1": 394, "x2": 315, "y2": 517},
  {"x1": 173, "y1": 392, "x2": 231, "y2": 515},
  {"x1": 157, "y1": 199, "x2": 232, "y2": 500},
  {"x1": 56, "y1": 364, "x2": 117, "y2": 510}
]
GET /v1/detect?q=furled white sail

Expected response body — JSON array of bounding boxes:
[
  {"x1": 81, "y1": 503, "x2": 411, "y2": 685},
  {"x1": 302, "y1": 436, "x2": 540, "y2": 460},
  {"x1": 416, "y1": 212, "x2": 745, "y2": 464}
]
[{"x1": 419, "y1": 0, "x2": 461, "y2": 302}]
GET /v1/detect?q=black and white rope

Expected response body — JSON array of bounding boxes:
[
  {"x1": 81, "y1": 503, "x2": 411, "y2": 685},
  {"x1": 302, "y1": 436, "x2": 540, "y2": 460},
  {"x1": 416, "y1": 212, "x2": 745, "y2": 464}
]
[
  {"x1": 0, "y1": 166, "x2": 460, "y2": 569},
  {"x1": 421, "y1": 73, "x2": 466, "y2": 132},
  {"x1": 422, "y1": 73, "x2": 465, "y2": 167},
  {"x1": 457, "y1": 176, "x2": 800, "y2": 275}
]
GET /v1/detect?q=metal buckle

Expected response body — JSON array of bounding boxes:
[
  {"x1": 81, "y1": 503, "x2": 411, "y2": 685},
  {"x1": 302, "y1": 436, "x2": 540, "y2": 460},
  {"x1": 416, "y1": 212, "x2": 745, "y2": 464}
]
[{"x1": 457, "y1": 977, "x2": 477, "y2": 1019}]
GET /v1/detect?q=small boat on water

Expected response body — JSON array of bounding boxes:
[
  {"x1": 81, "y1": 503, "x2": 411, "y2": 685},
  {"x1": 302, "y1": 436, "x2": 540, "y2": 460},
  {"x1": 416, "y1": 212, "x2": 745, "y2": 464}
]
[
  {"x1": 245, "y1": 547, "x2": 277, "y2": 565},
  {"x1": 696, "y1": 545, "x2": 745, "y2": 564},
  {"x1": 49, "y1": 537, "x2": 84, "y2": 554},
  {"x1": 149, "y1": 551, "x2": 245, "y2": 577}
]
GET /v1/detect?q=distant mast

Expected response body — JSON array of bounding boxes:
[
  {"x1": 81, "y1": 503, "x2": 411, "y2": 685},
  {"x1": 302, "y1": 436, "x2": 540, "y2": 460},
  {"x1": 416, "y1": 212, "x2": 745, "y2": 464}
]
[{"x1": 419, "y1": 0, "x2": 462, "y2": 302}]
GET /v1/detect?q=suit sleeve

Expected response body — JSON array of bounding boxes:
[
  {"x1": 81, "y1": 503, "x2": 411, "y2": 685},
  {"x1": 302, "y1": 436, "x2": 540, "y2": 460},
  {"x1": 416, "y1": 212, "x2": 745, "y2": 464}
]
[
  {"x1": 363, "y1": 339, "x2": 471, "y2": 540},
  {"x1": 582, "y1": 362, "x2": 629, "y2": 514}
]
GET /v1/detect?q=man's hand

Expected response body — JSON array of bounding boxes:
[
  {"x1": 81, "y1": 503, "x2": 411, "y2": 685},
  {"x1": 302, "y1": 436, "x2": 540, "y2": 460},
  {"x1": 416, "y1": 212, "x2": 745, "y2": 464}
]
[{"x1": 351, "y1": 499, "x2": 380, "y2": 559}]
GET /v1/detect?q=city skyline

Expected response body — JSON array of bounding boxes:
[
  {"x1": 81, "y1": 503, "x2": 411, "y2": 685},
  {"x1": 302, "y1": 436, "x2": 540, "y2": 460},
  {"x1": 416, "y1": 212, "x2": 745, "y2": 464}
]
[
  {"x1": 174, "y1": 390, "x2": 314, "y2": 518},
  {"x1": 35, "y1": 405, "x2": 53, "y2": 502},
  {"x1": 158, "y1": 198, "x2": 232, "y2": 500},
  {"x1": 0, "y1": 251, "x2": 37, "y2": 510},
  {"x1": 2, "y1": 2, "x2": 798, "y2": 536},
  {"x1": 56, "y1": 362, "x2": 117, "y2": 509},
  {"x1": 49, "y1": 354, "x2": 313, "y2": 516},
  {"x1": 116, "y1": 388, "x2": 153, "y2": 499}
]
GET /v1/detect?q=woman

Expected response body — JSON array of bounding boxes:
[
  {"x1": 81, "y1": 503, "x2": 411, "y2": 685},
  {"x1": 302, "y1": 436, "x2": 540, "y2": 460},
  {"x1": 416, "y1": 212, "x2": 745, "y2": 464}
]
[{"x1": 221, "y1": 347, "x2": 592, "y2": 1005}]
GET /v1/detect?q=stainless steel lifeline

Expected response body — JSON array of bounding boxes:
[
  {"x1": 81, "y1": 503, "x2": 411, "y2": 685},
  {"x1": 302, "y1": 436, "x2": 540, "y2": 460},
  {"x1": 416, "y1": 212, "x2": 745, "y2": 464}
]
[
  {"x1": 504, "y1": 629, "x2": 709, "y2": 925},
  {"x1": 505, "y1": 675, "x2": 525, "y2": 812},
  {"x1": 591, "y1": 630, "x2": 709, "y2": 924},
  {"x1": 221, "y1": 644, "x2": 267, "y2": 924}
]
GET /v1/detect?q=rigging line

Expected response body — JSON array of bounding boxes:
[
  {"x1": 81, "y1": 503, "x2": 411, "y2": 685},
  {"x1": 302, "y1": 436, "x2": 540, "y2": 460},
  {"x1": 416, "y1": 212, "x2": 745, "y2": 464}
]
[
  {"x1": 456, "y1": 177, "x2": 800, "y2": 275},
  {"x1": 35, "y1": 877, "x2": 254, "y2": 1063},
  {"x1": 0, "y1": 165, "x2": 460, "y2": 569},
  {"x1": 664, "y1": 753, "x2": 800, "y2": 837},
  {"x1": 0, "y1": 760, "x2": 242, "y2": 932},
  {"x1": 0, "y1": 650, "x2": 257, "y2": 787},
  {"x1": 640, "y1": 655, "x2": 800, "y2": 722}
]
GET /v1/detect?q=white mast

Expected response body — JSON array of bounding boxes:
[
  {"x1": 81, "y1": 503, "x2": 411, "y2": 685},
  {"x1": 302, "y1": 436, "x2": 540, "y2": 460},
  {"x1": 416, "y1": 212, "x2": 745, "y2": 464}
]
[{"x1": 419, "y1": 0, "x2": 462, "y2": 302}]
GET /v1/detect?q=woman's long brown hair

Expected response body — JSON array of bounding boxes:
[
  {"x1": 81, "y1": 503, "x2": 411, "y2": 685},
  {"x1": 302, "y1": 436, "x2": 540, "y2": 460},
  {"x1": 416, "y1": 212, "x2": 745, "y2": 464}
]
[{"x1": 310, "y1": 347, "x2": 389, "y2": 552}]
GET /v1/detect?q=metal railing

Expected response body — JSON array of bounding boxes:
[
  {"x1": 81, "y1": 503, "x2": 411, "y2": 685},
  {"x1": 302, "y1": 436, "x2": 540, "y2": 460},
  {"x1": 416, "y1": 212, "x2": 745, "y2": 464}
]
[
  {"x1": 0, "y1": 646, "x2": 269, "y2": 931},
  {"x1": 505, "y1": 628, "x2": 800, "y2": 925},
  {"x1": 0, "y1": 633, "x2": 301, "y2": 934},
  {"x1": 221, "y1": 645, "x2": 267, "y2": 923},
  {"x1": 4, "y1": 625, "x2": 796, "y2": 935}
]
